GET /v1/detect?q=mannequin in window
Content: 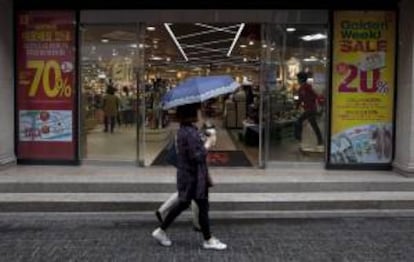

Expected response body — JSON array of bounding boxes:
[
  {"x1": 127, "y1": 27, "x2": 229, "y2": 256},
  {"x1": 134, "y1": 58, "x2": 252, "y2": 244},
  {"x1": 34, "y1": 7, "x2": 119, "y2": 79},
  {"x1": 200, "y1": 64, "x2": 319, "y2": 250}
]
[{"x1": 294, "y1": 72, "x2": 323, "y2": 148}]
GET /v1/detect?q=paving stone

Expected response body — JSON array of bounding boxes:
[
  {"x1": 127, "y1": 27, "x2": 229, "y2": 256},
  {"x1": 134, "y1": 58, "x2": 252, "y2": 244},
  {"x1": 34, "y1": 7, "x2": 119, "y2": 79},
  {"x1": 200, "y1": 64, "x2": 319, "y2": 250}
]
[{"x1": 0, "y1": 215, "x2": 412, "y2": 262}]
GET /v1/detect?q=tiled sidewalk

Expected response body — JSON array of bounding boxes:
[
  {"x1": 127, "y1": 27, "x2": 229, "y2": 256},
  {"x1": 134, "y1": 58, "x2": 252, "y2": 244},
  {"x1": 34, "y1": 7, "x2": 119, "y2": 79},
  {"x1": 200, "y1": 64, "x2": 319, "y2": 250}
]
[{"x1": 0, "y1": 213, "x2": 412, "y2": 262}]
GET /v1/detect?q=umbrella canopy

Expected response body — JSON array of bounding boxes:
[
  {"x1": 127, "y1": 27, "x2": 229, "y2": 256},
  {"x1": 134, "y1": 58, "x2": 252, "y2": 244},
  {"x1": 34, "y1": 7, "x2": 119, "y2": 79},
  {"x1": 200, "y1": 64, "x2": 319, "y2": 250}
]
[{"x1": 161, "y1": 75, "x2": 240, "y2": 110}]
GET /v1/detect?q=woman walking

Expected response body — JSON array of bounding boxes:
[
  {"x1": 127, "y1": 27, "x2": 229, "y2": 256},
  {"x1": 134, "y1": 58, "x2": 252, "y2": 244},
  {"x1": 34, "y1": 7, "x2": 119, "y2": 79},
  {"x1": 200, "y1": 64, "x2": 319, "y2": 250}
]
[{"x1": 152, "y1": 103, "x2": 227, "y2": 250}]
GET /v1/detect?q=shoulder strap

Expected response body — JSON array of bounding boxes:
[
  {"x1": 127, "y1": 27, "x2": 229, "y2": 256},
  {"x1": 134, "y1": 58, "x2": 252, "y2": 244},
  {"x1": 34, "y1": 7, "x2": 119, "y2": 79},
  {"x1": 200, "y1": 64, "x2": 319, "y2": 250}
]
[{"x1": 174, "y1": 134, "x2": 178, "y2": 153}]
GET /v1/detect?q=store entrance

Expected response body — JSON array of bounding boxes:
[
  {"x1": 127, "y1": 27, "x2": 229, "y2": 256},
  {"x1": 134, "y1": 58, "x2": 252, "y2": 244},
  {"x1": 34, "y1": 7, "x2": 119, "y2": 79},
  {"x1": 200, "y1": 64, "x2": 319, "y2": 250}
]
[
  {"x1": 144, "y1": 23, "x2": 261, "y2": 167},
  {"x1": 78, "y1": 16, "x2": 329, "y2": 167},
  {"x1": 80, "y1": 25, "x2": 141, "y2": 163}
]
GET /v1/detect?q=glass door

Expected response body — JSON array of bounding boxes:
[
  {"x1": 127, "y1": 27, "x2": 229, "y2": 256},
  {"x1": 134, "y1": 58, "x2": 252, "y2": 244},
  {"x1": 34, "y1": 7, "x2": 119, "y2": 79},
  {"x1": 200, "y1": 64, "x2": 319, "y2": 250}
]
[
  {"x1": 80, "y1": 24, "x2": 141, "y2": 163},
  {"x1": 261, "y1": 23, "x2": 328, "y2": 165}
]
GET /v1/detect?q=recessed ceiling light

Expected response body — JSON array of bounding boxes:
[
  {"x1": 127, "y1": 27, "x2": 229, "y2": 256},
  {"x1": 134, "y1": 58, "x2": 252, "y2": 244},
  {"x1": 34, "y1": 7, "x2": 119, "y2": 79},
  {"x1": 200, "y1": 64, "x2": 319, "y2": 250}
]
[
  {"x1": 262, "y1": 44, "x2": 267, "y2": 48},
  {"x1": 130, "y1": 44, "x2": 138, "y2": 48},
  {"x1": 286, "y1": 27, "x2": 296, "y2": 32},
  {"x1": 146, "y1": 26, "x2": 156, "y2": 31},
  {"x1": 303, "y1": 56, "x2": 319, "y2": 62},
  {"x1": 149, "y1": 55, "x2": 163, "y2": 61},
  {"x1": 240, "y1": 44, "x2": 247, "y2": 48},
  {"x1": 243, "y1": 57, "x2": 248, "y2": 62},
  {"x1": 249, "y1": 41, "x2": 254, "y2": 46},
  {"x1": 301, "y1": 33, "x2": 327, "y2": 41},
  {"x1": 101, "y1": 39, "x2": 109, "y2": 43}
]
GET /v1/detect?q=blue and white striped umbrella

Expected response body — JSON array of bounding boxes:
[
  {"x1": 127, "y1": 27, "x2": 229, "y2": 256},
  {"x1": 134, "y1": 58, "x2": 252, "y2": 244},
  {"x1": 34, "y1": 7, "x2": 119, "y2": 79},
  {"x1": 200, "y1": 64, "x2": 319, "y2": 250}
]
[{"x1": 161, "y1": 75, "x2": 240, "y2": 110}]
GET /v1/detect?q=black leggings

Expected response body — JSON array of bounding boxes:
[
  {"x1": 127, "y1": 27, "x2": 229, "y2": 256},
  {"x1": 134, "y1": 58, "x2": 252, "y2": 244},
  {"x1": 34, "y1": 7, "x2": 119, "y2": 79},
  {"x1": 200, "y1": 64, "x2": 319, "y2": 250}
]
[
  {"x1": 104, "y1": 116, "x2": 115, "y2": 133},
  {"x1": 161, "y1": 198, "x2": 211, "y2": 240},
  {"x1": 294, "y1": 110, "x2": 323, "y2": 145}
]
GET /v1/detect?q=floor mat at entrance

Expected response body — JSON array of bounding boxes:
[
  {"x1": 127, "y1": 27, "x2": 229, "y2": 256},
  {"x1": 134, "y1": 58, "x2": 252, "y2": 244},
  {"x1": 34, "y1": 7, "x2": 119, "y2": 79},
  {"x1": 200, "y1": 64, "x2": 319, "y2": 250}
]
[{"x1": 151, "y1": 150, "x2": 252, "y2": 167}]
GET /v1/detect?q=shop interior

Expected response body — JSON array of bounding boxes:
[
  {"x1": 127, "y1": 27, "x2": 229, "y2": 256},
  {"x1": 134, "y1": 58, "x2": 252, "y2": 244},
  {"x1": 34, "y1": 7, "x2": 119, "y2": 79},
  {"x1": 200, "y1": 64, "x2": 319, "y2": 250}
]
[{"x1": 80, "y1": 22, "x2": 328, "y2": 166}]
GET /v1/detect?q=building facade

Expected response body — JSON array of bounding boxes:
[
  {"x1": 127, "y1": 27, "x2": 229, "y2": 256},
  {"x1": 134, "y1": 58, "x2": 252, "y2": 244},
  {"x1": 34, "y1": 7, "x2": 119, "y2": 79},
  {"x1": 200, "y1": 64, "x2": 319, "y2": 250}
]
[{"x1": 2, "y1": 0, "x2": 414, "y2": 175}]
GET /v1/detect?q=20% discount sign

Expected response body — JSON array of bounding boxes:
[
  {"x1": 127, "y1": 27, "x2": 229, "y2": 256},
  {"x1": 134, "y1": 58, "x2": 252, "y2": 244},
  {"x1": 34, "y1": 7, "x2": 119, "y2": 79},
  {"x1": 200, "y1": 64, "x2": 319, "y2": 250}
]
[{"x1": 26, "y1": 60, "x2": 72, "y2": 98}]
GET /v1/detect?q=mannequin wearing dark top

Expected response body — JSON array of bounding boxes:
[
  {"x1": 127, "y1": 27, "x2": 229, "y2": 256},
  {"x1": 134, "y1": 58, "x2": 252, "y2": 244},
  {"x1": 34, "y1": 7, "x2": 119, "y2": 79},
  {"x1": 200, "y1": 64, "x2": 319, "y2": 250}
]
[{"x1": 294, "y1": 72, "x2": 323, "y2": 146}]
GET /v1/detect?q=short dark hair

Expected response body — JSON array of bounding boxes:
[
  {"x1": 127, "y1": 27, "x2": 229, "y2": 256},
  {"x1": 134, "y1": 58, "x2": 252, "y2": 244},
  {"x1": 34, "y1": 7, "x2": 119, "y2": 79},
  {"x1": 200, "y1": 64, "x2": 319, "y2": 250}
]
[
  {"x1": 176, "y1": 103, "x2": 200, "y2": 123},
  {"x1": 297, "y1": 72, "x2": 308, "y2": 83},
  {"x1": 106, "y1": 85, "x2": 115, "y2": 95}
]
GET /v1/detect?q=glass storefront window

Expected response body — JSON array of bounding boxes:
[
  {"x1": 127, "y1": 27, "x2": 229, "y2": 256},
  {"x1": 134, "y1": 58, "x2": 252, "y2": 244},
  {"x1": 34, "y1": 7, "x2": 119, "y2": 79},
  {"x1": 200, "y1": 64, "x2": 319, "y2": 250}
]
[
  {"x1": 78, "y1": 10, "x2": 329, "y2": 167},
  {"x1": 263, "y1": 24, "x2": 328, "y2": 162}
]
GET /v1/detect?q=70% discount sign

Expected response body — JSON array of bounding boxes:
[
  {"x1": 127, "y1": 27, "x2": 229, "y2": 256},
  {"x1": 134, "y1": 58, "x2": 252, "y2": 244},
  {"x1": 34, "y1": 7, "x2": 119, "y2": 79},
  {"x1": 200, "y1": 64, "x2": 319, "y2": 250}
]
[{"x1": 27, "y1": 60, "x2": 72, "y2": 98}]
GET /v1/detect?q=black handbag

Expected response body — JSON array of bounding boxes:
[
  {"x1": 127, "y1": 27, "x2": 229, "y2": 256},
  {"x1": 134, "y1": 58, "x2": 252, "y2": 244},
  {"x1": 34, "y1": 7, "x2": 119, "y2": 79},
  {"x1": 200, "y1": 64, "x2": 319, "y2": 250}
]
[{"x1": 165, "y1": 136, "x2": 178, "y2": 167}]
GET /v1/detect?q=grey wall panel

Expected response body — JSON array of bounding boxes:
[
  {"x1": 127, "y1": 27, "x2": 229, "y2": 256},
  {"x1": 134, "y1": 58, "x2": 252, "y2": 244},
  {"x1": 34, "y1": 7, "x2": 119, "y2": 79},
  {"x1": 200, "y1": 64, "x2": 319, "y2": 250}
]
[
  {"x1": 80, "y1": 10, "x2": 328, "y2": 24},
  {"x1": 394, "y1": 0, "x2": 414, "y2": 174},
  {"x1": 0, "y1": 0, "x2": 15, "y2": 165}
]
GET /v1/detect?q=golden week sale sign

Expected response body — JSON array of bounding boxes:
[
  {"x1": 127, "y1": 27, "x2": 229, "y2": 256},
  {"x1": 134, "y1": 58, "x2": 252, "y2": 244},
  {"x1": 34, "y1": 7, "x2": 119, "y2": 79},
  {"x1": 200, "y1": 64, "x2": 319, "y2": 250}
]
[{"x1": 330, "y1": 11, "x2": 396, "y2": 164}]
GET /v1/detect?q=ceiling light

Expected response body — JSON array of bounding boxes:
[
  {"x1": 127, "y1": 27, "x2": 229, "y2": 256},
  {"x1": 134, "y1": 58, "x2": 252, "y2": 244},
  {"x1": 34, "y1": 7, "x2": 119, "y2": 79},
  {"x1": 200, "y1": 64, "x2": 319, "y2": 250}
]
[
  {"x1": 227, "y1": 23, "x2": 245, "y2": 57},
  {"x1": 130, "y1": 44, "x2": 138, "y2": 48},
  {"x1": 301, "y1": 33, "x2": 327, "y2": 41},
  {"x1": 164, "y1": 23, "x2": 188, "y2": 61},
  {"x1": 262, "y1": 44, "x2": 267, "y2": 48},
  {"x1": 286, "y1": 27, "x2": 296, "y2": 32},
  {"x1": 243, "y1": 57, "x2": 248, "y2": 62},
  {"x1": 98, "y1": 73, "x2": 106, "y2": 79},
  {"x1": 146, "y1": 26, "x2": 156, "y2": 31},
  {"x1": 166, "y1": 57, "x2": 171, "y2": 62},
  {"x1": 149, "y1": 55, "x2": 163, "y2": 61},
  {"x1": 303, "y1": 56, "x2": 318, "y2": 62},
  {"x1": 249, "y1": 41, "x2": 254, "y2": 46},
  {"x1": 138, "y1": 43, "x2": 145, "y2": 49},
  {"x1": 240, "y1": 44, "x2": 247, "y2": 48},
  {"x1": 101, "y1": 39, "x2": 109, "y2": 43}
]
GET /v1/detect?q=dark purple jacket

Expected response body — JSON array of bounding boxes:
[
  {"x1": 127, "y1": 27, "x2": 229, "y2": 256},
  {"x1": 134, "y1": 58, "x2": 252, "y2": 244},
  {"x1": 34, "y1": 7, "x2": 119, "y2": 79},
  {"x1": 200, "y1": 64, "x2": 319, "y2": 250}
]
[{"x1": 176, "y1": 123, "x2": 209, "y2": 201}]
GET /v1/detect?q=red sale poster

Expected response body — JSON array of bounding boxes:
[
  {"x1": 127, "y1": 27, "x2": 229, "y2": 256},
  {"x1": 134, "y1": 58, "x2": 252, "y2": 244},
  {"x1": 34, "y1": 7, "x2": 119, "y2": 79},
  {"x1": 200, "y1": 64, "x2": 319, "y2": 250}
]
[{"x1": 16, "y1": 11, "x2": 77, "y2": 160}]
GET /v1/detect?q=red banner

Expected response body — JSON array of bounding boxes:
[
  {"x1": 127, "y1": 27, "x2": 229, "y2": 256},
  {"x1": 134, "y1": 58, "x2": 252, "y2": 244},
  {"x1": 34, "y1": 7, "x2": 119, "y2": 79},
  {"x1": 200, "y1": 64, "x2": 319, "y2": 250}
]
[{"x1": 17, "y1": 11, "x2": 77, "y2": 160}]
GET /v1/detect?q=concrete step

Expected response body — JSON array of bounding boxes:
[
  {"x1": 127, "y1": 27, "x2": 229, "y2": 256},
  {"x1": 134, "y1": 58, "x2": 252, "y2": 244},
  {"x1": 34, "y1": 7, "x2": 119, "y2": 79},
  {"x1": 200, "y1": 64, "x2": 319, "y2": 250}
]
[
  {"x1": 0, "y1": 181, "x2": 414, "y2": 193},
  {"x1": 0, "y1": 192, "x2": 413, "y2": 213}
]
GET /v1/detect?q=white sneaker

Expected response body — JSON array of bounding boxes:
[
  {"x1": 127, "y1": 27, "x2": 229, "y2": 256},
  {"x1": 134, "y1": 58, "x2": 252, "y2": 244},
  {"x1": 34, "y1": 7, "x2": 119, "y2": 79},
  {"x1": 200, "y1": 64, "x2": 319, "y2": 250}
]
[
  {"x1": 202, "y1": 236, "x2": 227, "y2": 250},
  {"x1": 152, "y1": 228, "x2": 172, "y2": 247}
]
